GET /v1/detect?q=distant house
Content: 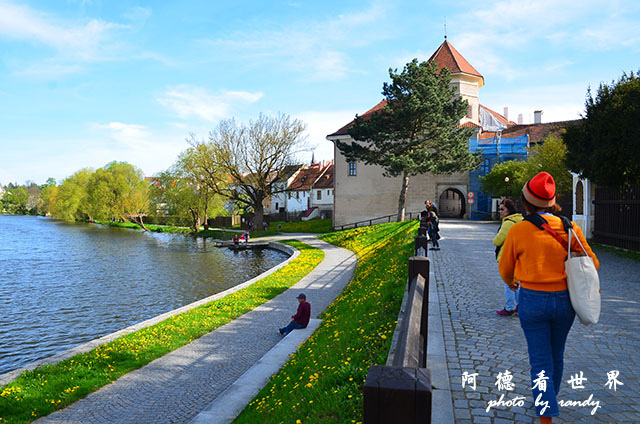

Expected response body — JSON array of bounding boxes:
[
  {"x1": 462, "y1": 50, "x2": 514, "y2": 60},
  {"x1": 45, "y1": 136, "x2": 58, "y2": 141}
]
[
  {"x1": 284, "y1": 161, "x2": 334, "y2": 218},
  {"x1": 268, "y1": 164, "x2": 304, "y2": 214}
]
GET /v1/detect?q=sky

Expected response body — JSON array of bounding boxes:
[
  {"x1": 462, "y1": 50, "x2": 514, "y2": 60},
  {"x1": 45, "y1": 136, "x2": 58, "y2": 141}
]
[{"x1": 1, "y1": 0, "x2": 639, "y2": 185}]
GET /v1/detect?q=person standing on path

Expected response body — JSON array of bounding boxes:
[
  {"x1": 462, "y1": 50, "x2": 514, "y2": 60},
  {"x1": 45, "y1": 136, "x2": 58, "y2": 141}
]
[
  {"x1": 499, "y1": 172, "x2": 599, "y2": 424},
  {"x1": 493, "y1": 198, "x2": 523, "y2": 316},
  {"x1": 279, "y1": 293, "x2": 310, "y2": 336},
  {"x1": 421, "y1": 200, "x2": 440, "y2": 248}
]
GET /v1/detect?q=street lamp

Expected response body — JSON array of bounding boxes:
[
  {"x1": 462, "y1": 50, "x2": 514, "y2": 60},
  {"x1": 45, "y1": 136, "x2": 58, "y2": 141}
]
[{"x1": 504, "y1": 176, "x2": 510, "y2": 199}]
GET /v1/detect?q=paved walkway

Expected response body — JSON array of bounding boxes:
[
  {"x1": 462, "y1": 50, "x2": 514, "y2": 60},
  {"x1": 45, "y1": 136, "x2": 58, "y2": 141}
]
[
  {"x1": 429, "y1": 220, "x2": 640, "y2": 423},
  {"x1": 35, "y1": 234, "x2": 357, "y2": 424}
]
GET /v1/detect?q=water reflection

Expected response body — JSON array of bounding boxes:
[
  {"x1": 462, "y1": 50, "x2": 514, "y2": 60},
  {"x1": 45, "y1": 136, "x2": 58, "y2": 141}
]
[{"x1": 0, "y1": 215, "x2": 288, "y2": 375}]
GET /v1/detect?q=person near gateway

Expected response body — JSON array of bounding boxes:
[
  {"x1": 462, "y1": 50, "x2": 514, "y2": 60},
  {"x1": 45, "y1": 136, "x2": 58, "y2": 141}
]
[
  {"x1": 493, "y1": 198, "x2": 523, "y2": 316},
  {"x1": 499, "y1": 172, "x2": 599, "y2": 424},
  {"x1": 421, "y1": 200, "x2": 440, "y2": 247},
  {"x1": 279, "y1": 293, "x2": 310, "y2": 336}
]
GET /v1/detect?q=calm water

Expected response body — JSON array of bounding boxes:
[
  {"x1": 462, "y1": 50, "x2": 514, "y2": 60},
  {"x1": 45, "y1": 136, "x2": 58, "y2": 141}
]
[{"x1": 0, "y1": 215, "x2": 288, "y2": 375}]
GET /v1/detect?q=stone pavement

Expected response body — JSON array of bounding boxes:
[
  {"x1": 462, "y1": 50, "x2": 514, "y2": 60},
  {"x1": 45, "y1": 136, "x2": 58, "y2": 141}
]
[
  {"x1": 35, "y1": 234, "x2": 357, "y2": 424},
  {"x1": 429, "y1": 220, "x2": 640, "y2": 423}
]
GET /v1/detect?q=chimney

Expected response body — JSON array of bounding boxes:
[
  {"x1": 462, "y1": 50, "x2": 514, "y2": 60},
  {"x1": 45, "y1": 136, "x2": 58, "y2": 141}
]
[
  {"x1": 534, "y1": 110, "x2": 543, "y2": 124},
  {"x1": 518, "y1": 114, "x2": 523, "y2": 124},
  {"x1": 503, "y1": 107, "x2": 509, "y2": 121}
]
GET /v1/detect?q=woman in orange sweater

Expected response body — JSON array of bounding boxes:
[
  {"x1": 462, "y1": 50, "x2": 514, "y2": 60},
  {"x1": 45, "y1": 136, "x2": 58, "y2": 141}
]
[{"x1": 499, "y1": 172, "x2": 599, "y2": 424}]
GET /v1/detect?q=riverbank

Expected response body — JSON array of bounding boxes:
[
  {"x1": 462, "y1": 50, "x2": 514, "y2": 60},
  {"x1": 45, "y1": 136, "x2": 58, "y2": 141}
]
[{"x1": 0, "y1": 240, "x2": 323, "y2": 424}]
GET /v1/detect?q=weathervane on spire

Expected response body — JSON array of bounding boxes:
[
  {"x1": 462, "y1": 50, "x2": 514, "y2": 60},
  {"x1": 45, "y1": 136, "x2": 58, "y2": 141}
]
[{"x1": 444, "y1": 16, "x2": 447, "y2": 40}]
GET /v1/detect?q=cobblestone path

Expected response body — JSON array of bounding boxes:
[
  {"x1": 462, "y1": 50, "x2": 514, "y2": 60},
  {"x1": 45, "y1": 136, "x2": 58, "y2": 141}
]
[{"x1": 430, "y1": 220, "x2": 640, "y2": 423}]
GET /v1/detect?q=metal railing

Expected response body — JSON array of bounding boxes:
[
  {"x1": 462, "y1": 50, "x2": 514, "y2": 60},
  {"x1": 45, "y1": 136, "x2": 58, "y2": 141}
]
[{"x1": 332, "y1": 211, "x2": 423, "y2": 232}]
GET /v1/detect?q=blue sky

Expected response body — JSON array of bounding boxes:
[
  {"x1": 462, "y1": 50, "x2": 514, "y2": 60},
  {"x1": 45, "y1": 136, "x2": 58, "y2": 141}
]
[{"x1": 1, "y1": 0, "x2": 639, "y2": 185}]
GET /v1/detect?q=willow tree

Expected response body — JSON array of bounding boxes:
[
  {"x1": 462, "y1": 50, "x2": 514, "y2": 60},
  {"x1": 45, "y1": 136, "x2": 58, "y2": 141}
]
[
  {"x1": 336, "y1": 59, "x2": 481, "y2": 221},
  {"x1": 190, "y1": 113, "x2": 308, "y2": 230}
]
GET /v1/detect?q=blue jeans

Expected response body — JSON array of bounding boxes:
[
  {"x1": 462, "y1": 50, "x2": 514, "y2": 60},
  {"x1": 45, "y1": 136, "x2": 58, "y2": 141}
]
[
  {"x1": 518, "y1": 288, "x2": 575, "y2": 417},
  {"x1": 504, "y1": 285, "x2": 519, "y2": 311},
  {"x1": 280, "y1": 321, "x2": 306, "y2": 335},
  {"x1": 428, "y1": 227, "x2": 439, "y2": 248}
]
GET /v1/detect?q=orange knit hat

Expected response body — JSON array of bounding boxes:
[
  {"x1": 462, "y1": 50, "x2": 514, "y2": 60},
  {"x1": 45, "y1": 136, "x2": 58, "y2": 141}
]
[{"x1": 522, "y1": 172, "x2": 556, "y2": 208}]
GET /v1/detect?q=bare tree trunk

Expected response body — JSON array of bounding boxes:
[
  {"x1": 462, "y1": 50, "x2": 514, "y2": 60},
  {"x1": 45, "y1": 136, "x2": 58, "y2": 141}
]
[
  {"x1": 397, "y1": 171, "x2": 410, "y2": 222},
  {"x1": 188, "y1": 208, "x2": 199, "y2": 232},
  {"x1": 203, "y1": 198, "x2": 209, "y2": 231},
  {"x1": 253, "y1": 197, "x2": 264, "y2": 232}
]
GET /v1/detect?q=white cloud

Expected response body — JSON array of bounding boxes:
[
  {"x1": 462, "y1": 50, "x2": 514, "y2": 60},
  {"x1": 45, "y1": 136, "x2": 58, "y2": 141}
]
[
  {"x1": 449, "y1": 0, "x2": 640, "y2": 81},
  {"x1": 203, "y1": 1, "x2": 391, "y2": 81},
  {"x1": 94, "y1": 122, "x2": 152, "y2": 146},
  {"x1": 157, "y1": 85, "x2": 263, "y2": 122},
  {"x1": 0, "y1": 1, "x2": 125, "y2": 60}
]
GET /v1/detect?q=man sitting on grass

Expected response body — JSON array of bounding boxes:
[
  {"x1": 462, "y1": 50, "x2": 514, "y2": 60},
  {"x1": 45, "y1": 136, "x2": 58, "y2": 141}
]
[{"x1": 279, "y1": 293, "x2": 310, "y2": 336}]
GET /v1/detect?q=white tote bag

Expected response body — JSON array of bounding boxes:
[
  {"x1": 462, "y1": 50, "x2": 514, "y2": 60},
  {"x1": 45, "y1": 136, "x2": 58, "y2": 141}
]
[{"x1": 565, "y1": 228, "x2": 601, "y2": 325}]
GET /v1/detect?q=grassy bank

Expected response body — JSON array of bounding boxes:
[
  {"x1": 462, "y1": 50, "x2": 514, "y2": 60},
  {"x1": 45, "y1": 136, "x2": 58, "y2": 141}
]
[
  {"x1": 234, "y1": 220, "x2": 418, "y2": 423},
  {"x1": 0, "y1": 241, "x2": 323, "y2": 424}
]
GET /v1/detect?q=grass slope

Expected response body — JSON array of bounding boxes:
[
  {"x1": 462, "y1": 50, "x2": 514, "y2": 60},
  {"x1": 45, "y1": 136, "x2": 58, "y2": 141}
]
[
  {"x1": 0, "y1": 241, "x2": 323, "y2": 424},
  {"x1": 234, "y1": 220, "x2": 418, "y2": 424}
]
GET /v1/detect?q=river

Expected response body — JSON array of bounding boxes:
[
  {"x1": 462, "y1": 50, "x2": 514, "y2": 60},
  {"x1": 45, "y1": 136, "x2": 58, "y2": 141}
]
[{"x1": 0, "y1": 215, "x2": 289, "y2": 375}]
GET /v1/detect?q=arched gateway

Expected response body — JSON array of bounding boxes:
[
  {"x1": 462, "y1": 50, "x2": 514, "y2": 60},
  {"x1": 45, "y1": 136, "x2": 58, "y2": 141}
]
[{"x1": 438, "y1": 188, "x2": 466, "y2": 218}]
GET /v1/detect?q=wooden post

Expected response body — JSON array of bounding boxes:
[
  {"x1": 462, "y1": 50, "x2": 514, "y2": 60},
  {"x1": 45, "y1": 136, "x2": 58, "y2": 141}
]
[
  {"x1": 415, "y1": 234, "x2": 428, "y2": 255},
  {"x1": 408, "y1": 256, "x2": 429, "y2": 284},
  {"x1": 363, "y1": 365, "x2": 432, "y2": 424}
]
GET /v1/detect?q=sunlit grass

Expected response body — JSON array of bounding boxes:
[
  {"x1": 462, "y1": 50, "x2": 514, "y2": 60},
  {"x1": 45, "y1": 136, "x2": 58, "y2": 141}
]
[
  {"x1": 0, "y1": 241, "x2": 323, "y2": 424},
  {"x1": 234, "y1": 220, "x2": 418, "y2": 423}
]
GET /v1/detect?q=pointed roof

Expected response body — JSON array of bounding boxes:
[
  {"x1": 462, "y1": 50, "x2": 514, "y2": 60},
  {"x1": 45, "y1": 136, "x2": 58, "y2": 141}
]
[
  {"x1": 428, "y1": 40, "x2": 484, "y2": 86},
  {"x1": 327, "y1": 40, "x2": 484, "y2": 137}
]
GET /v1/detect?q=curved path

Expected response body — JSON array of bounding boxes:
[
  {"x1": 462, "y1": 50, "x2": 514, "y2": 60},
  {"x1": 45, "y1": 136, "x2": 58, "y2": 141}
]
[{"x1": 35, "y1": 234, "x2": 357, "y2": 424}]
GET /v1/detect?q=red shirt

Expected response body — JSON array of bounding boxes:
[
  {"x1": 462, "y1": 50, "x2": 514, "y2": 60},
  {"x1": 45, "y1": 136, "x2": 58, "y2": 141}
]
[{"x1": 293, "y1": 301, "x2": 311, "y2": 326}]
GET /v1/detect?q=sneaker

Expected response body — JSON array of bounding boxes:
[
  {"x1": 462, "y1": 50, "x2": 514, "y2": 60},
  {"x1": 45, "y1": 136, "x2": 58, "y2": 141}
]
[
  {"x1": 278, "y1": 328, "x2": 285, "y2": 335},
  {"x1": 496, "y1": 308, "x2": 515, "y2": 316}
]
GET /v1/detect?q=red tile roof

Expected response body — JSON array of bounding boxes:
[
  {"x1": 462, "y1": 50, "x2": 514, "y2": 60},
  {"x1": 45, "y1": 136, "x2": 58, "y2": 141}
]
[
  {"x1": 477, "y1": 120, "x2": 578, "y2": 143},
  {"x1": 288, "y1": 162, "x2": 334, "y2": 191},
  {"x1": 428, "y1": 40, "x2": 484, "y2": 85}
]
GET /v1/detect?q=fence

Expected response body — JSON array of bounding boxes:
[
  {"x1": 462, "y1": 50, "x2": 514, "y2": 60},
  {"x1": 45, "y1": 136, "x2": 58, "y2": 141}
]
[
  {"x1": 362, "y1": 219, "x2": 432, "y2": 423},
  {"x1": 593, "y1": 185, "x2": 640, "y2": 252},
  {"x1": 332, "y1": 211, "x2": 423, "y2": 232}
]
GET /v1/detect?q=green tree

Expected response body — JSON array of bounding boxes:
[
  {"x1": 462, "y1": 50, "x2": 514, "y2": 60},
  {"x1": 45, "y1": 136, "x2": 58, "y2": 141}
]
[
  {"x1": 563, "y1": 71, "x2": 640, "y2": 187},
  {"x1": 151, "y1": 149, "x2": 227, "y2": 232},
  {"x1": 51, "y1": 168, "x2": 94, "y2": 221},
  {"x1": 480, "y1": 134, "x2": 572, "y2": 198},
  {"x1": 87, "y1": 161, "x2": 150, "y2": 228},
  {"x1": 2, "y1": 187, "x2": 29, "y2": 214},
  {"x1": 336, "y1": 59, "x2": 481, "y2": 221},
  {"x1": 190, "y1": 113, "x2": 308, "y2": 230},
  {"x1": 38, "y1": 178, "x2": 58, "y2": 216}
]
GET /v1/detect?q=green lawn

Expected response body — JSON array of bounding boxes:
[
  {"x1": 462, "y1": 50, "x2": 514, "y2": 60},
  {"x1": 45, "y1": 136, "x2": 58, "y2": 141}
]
[
  {"x1": 0, "y1": 241, "x2": 323, "y2": 424},
  {"x1": 234, "y1": 220, "x2": 418, "y2": 423}
]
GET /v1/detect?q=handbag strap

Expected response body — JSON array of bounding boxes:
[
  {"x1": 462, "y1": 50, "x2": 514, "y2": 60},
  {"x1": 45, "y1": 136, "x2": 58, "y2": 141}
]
[{"x1": 523, "y1": 214, "x2": 582, "y2": 254}]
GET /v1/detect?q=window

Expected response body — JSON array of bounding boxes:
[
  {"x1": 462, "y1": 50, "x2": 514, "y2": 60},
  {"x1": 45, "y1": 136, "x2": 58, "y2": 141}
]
[
  {"x1": 467, "y1": 104, "x2": 473, "y2": 118},
  {"x1": 317, "y1": 190, "x2": 322, "y2": 200},
  {"x1": 482, "y1": 158, "x2": 490, "y2": 174},
  {"x1": 348, "y1": 161, "x2": 357, "y2": 176},
  {"x1": 296, "y1": 192, "x2": 299, "y2": 199},
  {"x1": 327, "y1": 190, "x2": 330, "y2": 196}
]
